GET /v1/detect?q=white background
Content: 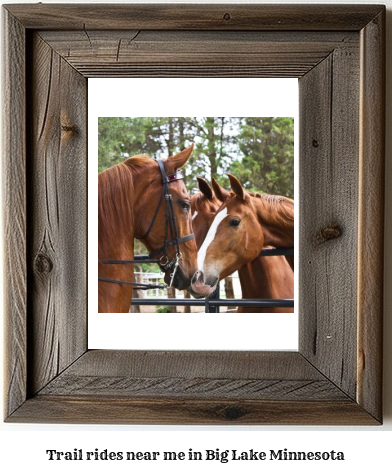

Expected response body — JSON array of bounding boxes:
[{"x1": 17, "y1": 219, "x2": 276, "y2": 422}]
[
  {"x1": 89, "y1": 78, "x2": 299, "y2": 351},
  {"x1": 1, "y1": 0, "x2": 391, "y2": 473}
]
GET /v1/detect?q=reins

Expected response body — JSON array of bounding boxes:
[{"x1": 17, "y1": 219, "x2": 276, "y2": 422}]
[{"x1": 98, "y1": 159, "x2": 194, "y2": 290}]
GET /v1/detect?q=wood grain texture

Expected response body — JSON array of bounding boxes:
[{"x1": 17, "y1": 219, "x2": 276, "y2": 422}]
[
  {"x1": 39, "y1": 377, "x2": 346, "y2": 400},
  {"x1": 2, "y1": 4, "x2": 385, "y2": 425},
  {"x1": 39, "y1": 30, "x2": 357, "y2": 78},
  {"x1": 11, "y1": 351, "x2": 375, "y2": 424},
  {"x1": 299, "y1": 40, "x2": 360, "y2": 399},
  {"x1": 27, "y1": 33, "x2": 87, "y2": 395},
  {"x1": 2, "y1": 9, "x2": 27, "y2": 419},
  {"x1": 37, "y1": 351, "x2": 346, "y2": 400},
  {"x1": 4, "y1": 4, "x2": 383, "y2": 31},
  {"x1": 58, "y1": 350, "x2": 323, "y2": 379},
  {"x1": 9, "y1": 396, "x2": 378, "y2": 425},
  {"x1": 357, "y1": 9, "x2": 385, "y2": 422}
]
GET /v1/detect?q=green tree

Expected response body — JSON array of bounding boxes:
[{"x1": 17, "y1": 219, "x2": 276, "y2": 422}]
[
  {"x1": 98, "y1": 116, "x2": 294, "y2": 198},
  {"x1": 230, "y1": 117, "x2": 294, "y2": 198},
  {"x1": 182, "y1": 117, "x2": 240, "y2": 193}
]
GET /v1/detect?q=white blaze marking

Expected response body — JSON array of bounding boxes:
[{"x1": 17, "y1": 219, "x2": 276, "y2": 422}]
[
  {"x1": 192, "y1": 210, "x2": 198, "y2": 220},
  {"x1": 197, "y1": 208, "x2": 228, "y2": 271}
]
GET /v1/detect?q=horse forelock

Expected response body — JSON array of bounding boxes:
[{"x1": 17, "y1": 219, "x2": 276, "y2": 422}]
[{"x1": 191, "y1": 192, "x2": 218, "y2": 214}]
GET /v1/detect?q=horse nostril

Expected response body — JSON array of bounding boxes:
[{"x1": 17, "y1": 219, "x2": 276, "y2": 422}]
[{"x1": 192, "y1": 271, "x2": 200, "y2": 285}]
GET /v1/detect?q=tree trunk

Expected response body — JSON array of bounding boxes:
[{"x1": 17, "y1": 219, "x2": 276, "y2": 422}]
[
  {"x1": 206, "y1": 117, "x2": 218, "y2": 177},
  {"x1": 130, "y1": 264, "x2": 142, "y2": 312},
  {"x1": 167, "y1": 117, "x2": 175, "y2": 157},
  {"x1": 183, "y1": 289, "x2": 191, "y2": 313},
  {"x1": 224, "y1": 277, "x2": 235, "y2": 299},
  {"x1": 168, "y1": 286, "x2": 177, "y2": 313}
]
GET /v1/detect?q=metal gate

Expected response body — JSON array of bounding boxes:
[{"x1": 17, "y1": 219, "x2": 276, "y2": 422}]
[{"x1": 132, "y1": 248, "x2": 294, "y2": 313}]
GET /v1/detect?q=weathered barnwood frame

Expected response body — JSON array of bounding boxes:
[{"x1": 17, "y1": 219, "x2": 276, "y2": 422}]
[{"x1": 3, "y1": 4, "x2": 385, "y2": 424}]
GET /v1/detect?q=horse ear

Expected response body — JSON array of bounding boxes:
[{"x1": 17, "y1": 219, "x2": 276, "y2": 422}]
[
  {"x1": 197, "y1": 177, "x2": 214, "y2": 200},
  {"x1": 228, "y1": 174, "x2": 249, "y2": 201},
  {"x1": 166, "y1": 144, "x2": 194, "y2": 173},
  {"x1": 211, "y1": 177, "x2": 230, "y2": 202}
]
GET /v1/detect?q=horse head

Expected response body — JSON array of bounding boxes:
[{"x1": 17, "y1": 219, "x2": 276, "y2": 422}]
[
  {"x1": 190, "y1": 174, "x2": 267, "y2": 297},
  {"x1": 99, "y1": 144, "x2": 208, "y2": 312},
  {"x1": 190, "y1": 176, "x2": 294, "y2": 310},
  {"x1": 134, "y1": 145, "x2": 200, "y2": 291}
]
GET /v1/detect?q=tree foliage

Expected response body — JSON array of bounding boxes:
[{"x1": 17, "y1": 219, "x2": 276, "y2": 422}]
[{"x1": 98, "y1": 116, "x2": 294, "y2": 198}]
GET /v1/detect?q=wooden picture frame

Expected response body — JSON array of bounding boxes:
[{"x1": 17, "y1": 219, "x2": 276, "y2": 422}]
[{"x1": 3, "y1": 4, "x2": 385, "y2": 424}]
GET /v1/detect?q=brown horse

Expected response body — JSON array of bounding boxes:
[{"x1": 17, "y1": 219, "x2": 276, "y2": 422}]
[
  {"x1": 99, "y1": 145, "x2": 202, "y2": 313},
  {"x1": 191, "y1": 175, "x2": 294, "y2": 312},
  {"x1": 191, "y1": 177, "x2": 293, "y2": 312}
]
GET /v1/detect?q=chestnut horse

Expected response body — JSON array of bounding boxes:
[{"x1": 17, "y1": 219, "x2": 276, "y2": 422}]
[
  {"x1": 191, "y1": 177, "x2": 293, "y2": 312},
  {"x1": 99, "y1": 145, "x2": 201, "y2": 313},
  {"x1": 191, "y1": 175, "x2": 294, "y2": 312}
]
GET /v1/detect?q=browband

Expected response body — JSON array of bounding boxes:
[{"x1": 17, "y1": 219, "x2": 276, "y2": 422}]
[{"x1": 165, "y1": 169, "x2": 184, "y2": 183}]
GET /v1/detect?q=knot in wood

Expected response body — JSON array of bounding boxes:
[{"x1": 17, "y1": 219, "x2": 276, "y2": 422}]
[
  {"x1": 61, "y1": 124, "x2": 77, "y2": 134},
  {"x1": 223, "y1": 405, "x2": 244, "y2": 420},
  {"x1": 314, "y1": 225, "x2": 342, "y2": 245},
  {"x1": 312, "y1": 139, "x2": 319, "y2": 148},
  {"x1": 34, "y1": 253, "x2": 53, "y2": 274},
  {"x1": 223, "y1": 12, "x2": 231, "y2": 21}
]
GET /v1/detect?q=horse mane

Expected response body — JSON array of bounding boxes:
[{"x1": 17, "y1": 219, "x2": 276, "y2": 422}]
[
  {"x1": 192, "y1": 183, "x2": 294, "y2": 229},
  {"x1": 251, "y1": 193, "x2": 294, "y2": 228},
  {"x1": 98, "y1": 155, "x2": 155, "y2": 256},
  {"x1": 123, "y1": 154, "x2": 154, "y2": 171}
]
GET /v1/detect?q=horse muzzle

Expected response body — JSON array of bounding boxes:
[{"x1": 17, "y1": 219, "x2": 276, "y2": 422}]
[
  {"x1": 189, "y1": 271, "x2": 218, "y2": 298},
  {"x1": 163, "y1": 264, "x2": 194, "y2": 291}
]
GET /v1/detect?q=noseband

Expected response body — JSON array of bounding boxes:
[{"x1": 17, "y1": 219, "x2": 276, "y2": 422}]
[{"x1": 98, "y1": 159, "x2": 195, "y2": 290}]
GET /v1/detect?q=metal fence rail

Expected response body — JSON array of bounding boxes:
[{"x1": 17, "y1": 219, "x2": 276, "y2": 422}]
[
  {"x1": 258, "y1": 247, "x2": 294, "y2": 257},
  {"x1": 134, "y1": 247, "x2": 294, "y2": 261},
  {"x1": 131, "y1": 247, "x2": 294, "y2": 312}
]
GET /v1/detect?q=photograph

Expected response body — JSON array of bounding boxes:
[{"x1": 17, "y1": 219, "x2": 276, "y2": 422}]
[{"x1": 98, "y1": 117, "x2": 294, "y2": 314}]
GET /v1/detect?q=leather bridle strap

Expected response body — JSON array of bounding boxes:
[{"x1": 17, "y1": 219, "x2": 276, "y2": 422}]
[
  {"x1": 100, "y1": 232, "x2": 195, "y2": 265},
  {"x1": 148, "y1": 234, "x2": 195, "y2": 259},
  {"x1": 99, "y1": 159, "x2": 195, "y2": 289},
  {"x1": 140, "y1": 160, "x2": 182, "y2": 256},
  {"x1": 97, "y1": 276, "x2": 167, "y2": 290}
]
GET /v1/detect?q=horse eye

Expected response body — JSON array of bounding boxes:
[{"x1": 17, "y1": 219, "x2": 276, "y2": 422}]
[
  {"x1": 180, "y1": 201, "x2": 190, "y2": 210},
  {"x1": 229, "y1": 219, "x2": 241, "y2": 227}
]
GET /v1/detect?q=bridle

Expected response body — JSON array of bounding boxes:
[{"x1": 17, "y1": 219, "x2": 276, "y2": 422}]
[{"x1": 98, "y1": 159, "x2": 195, "y2": 290}]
